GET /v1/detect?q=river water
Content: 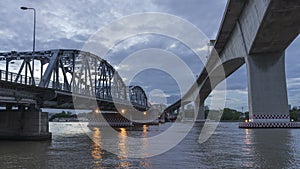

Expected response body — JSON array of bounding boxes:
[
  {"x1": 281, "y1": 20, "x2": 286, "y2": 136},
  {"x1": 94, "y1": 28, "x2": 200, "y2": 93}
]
[{"x1": 0, "y1": 122, "x2": 300, "y2": 169}]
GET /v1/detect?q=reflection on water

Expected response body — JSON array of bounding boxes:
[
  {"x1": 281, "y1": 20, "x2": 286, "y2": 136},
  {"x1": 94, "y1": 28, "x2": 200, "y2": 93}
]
[
  {"x1": 245, "y1": 128, "x2": 250, "y2": 143},
  {"x1": 241, "y1": 128, "x2": 254, "y2": 168},
  {"x1": 142, "y1": 124, "x2": 149, "y2": 158},
  {"x1": 143, "y1": 124, "x2": 148, "y2": 137},
  {"x1": 117, "y1": 128, "x2": 130, "y2": 168},
  {"x1": 1, "y1": 122, "x2": 300, "y2": 168},
  {"x1": 118, "y1": 128, "x2": 128, "y2": 158},
  {"x1": 91, "y1": 127, "x2": 103, "y2": 168},
  {"x1": 251, "y1": 129, "x2": 294, "y2": 168},
  {"x1": 0, "y1": 141, "x2": 49, "y2": 169},
  {"x1": 90, "y1": 126, "x2": 151, "y2": 168}
]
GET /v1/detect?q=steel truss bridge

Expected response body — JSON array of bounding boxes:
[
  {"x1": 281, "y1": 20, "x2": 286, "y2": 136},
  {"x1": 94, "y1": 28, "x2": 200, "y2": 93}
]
[{"x1": 0, "y1": 49, "x2": 148, "y2": 111}]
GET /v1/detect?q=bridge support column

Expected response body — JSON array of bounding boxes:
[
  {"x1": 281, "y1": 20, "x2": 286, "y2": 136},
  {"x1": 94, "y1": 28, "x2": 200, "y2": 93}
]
[
  {"x1": 0, "y1": 104, "x2": 51, "y2": 140},
  {"x1": 195, "y1": 101, "x2": 205, "y2": 122},
  {"x1": 180, "y1": 106, "x2": 185, "y2": 121},
  {"x1": 240, "y1": 52, "x2": 300, "y2": 128}
]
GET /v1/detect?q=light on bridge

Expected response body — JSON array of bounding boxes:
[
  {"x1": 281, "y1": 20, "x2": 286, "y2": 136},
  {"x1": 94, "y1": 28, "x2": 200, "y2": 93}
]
[{"x1": 94, "y1": 108, "x2": 100, "y2": 114}]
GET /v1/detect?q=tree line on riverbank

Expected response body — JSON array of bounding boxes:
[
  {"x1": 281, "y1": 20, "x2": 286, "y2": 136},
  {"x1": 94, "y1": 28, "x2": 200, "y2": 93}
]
[
  {"x1": 48, "y1": 107, "x2": 300, "y2": 122},
  {"x1": 205, "y1": 108, "x2": 245, "y2": 121},
  {"x1": 49, "y1": 111, "x2": 77, "y2": 121},
  {"x1": 183, "y1": 108, "x2": 245, "y2": 121},
  {"x1": 290, "y1": 108, "x2": 300, "y2": 121},
  {"x1": 203, "y1": 108, "x2": 300, "y2": 122}
]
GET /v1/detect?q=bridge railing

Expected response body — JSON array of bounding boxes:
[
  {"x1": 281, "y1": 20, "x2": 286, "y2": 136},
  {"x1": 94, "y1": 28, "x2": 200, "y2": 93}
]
[
  {"x1": 0, "y1": 70, "x2": 33, "y2": 85},
  {"x1": 0, "y1": 70, "x2": 117, "y2": 99},
  {"x1": 47, "y1": 81, "x2": 71, "y2": 92}
]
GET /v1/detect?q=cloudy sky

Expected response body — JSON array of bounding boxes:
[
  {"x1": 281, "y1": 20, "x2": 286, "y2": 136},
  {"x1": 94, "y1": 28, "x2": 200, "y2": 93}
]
[{"x1": 0, "y1": 0, "x2": 299, "y2": 112}]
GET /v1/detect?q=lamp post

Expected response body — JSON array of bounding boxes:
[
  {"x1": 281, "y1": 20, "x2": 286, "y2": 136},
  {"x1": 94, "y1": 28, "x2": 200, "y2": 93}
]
[{"x1": 20, "y1": 6, "x2": 36, "y2": 85}]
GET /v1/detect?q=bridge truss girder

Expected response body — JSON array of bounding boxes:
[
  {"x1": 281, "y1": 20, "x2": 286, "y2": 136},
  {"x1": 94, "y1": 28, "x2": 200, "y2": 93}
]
[{"x1": 0, "y1": 49, "x2": 148, "y2": 110}]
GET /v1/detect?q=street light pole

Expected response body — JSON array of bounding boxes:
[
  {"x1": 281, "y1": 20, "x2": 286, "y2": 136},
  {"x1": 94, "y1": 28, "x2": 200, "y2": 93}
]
[{"x1": 20, "y1": 6, "x2": 36, "y2": 85}]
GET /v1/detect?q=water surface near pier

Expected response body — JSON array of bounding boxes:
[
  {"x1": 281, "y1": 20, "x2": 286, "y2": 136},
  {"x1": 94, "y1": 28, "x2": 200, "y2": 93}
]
[{"x1": 0, "y1": 122, "x2": 299, "y2": 168}]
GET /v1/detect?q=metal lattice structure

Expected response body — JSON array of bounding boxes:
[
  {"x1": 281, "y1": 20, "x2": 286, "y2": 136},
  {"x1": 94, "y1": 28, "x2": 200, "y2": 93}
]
[
  {"x1": 129, "y1": 86, "x2": 148, "y2": 108},
  {"x1": 0, "y1": 49, "x2": 148, "y2": 110}
]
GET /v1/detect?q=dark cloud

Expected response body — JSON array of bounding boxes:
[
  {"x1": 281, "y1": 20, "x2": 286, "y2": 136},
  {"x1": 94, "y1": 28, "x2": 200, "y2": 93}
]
[
  {"x1": 152, "y1": 0, "x2": 227, "y2": 38},
  {"x1": 40, "y1": 38, "x2": 84, "y2": 50},
  {"x1": 105, "y1": 34, "x2": 205, "y2": 76},
  {"x1": 130, "y1": 68, "x2": 180, "y2": 95}
]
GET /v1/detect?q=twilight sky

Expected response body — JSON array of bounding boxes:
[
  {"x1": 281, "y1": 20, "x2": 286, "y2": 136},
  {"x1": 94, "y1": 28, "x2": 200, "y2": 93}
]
[{"x1": 0, "y1": 0, "x2": 299, "y2": 111}]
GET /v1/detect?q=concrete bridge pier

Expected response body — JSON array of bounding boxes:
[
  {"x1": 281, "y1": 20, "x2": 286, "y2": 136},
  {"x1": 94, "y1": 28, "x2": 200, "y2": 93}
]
[
  {"x1": 195, "y1": 101, "x2": 205, "y2": 123},
  {"x1": 180, "y1": 106, "x2": 186, "y2": 121},
  {"x1": 240, "y1": 52, "x2": 300, "y2": 128},
  {"x1": 0, "y1": 104, "x2": 51, "y2": 140}
]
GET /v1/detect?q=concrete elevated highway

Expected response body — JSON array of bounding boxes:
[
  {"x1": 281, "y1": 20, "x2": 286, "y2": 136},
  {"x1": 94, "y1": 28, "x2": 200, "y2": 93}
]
[{"x1": 165, "y1": 0, "x2": 300, "y2": 127}]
